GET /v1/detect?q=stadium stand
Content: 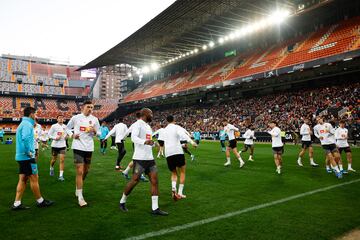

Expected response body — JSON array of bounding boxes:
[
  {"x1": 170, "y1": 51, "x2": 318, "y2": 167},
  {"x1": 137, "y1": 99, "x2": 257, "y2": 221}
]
[
  {"x1": 123, "y1": 82, "x2": 360, "y2": 133},
  {"x1": 124, "y1": 16, "x2": 360, "y2": 103}
]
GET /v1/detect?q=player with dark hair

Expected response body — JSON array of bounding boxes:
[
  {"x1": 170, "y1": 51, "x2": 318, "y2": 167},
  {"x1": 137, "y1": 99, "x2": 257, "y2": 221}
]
[
  {"x1": 12, "y1": 106, "x2": 54, "y2": 210},
  {"x1": 153, "y1": 123, "x2": 165, "y2": 158},
  {"x1": 239, "y1": 125, "x2": 255, "y2": 161},
  {"x1": 297, "y1": 118, "x2": 318, "y2": 167},
  {"x1": 335, "y1": 120, "x2": 355, "y2": 172},
  {"x1": 66, "y1": 100, "x2": 100, "y2": 207},
  {"x1": 119, "y1": 108, "x2": 168, "y2": 215},
  {"x1": 267, "y1": 121, "x2": 284, "y2": 174},
  {"x1": 48, "y1": 114, "x2": 67, "y2": 181},
  {"x1": 99, "y1": 121, "x2": 110, "y2": 154},
  {"x1": 223, "y1": 119, "x2": 244, "y2": 168}
]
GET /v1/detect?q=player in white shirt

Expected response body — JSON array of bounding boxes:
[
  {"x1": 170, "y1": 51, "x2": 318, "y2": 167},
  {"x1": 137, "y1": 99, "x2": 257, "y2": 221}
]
[
  {"x1": 119, "y1": 108, "x2": 168, "y2": 216},
  {"x1": 335, "y1": 120, "x2": 355, "y2": 172},
  {"x1": 153, "y1": 124, "x2": 165, "y2": 158},
  {"x1": 103, "y1": 118, "x2": 128, "y2": 170},
  {"x1": 163, "y1": 115, "x2": 197, "y2": 200},
  {"x1": 239, "y1": 125, "x2": 256, "y2": 161},
  {"x1": 178, "y1": 125, "x2": 195, "y2": 161},
  {"x1": 313, "y1": 116, "x2": 342, "y2": 178},
  {"x1": 66, "y1": 100, "x2": 100, "y2": 207},
  {"x1": 34, "y1": 120, "x2": 42, "y2": 162},
  {"x1": 267, "y1": 121, "x2": 284, "y2": 174},
  {"x1": 222, "y1": 119, "x2": 245, "y2": 168},
  {"x1": 39, "y1": 127, "x2": 49, "y2": 151},
  {"x1": 120, "y1": 113, "x2": 148, "y2": 182},
  {"x1": 297, "y1": 118, "x2": 318, "y2": 167},
  {"x1": 48, "y1": 115, "x2": 67, "y2": 181}
]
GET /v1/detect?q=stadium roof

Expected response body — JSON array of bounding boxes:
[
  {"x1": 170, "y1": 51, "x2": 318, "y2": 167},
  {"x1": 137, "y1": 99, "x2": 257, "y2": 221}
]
[{"x1": 80, "y1": 0, "x2": 299, "y2": 70}]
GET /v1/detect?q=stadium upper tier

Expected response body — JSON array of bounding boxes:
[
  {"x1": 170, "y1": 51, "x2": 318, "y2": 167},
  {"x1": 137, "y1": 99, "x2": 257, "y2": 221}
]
[
  {"x1": 0, "y1": 97, "x2": 118, "y2": 120},
  {"x1": 0, "y1": 58, "x2": 91, "y2": 96},
  {"x1": 124, "y1": 16, "x2": 360, "y2": 103}
]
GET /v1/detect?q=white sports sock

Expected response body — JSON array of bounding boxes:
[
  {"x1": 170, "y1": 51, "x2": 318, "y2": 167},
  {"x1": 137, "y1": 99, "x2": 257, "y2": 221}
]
[
  {"x1": 348, "y1": 163, "x2": 352, "y2": 169},
  {"x1": 151, "y1": 196, "x2": 159, "y2": 211},
  {"x1": 59, "y1": 171, "x2": 64, "y2": 177},
  {"x1": 76, "y1": 189, "x2": 83, "y2": 200},
  {"x1": 36, "y1": 197, "x2": 44, "y2": 204},
  {"x1": 238, "y1": 157, "x2": 244, "y2": 163},
  {"x1": 178, "y1": 184, "x2": 184, "y2": 195},
  {"x1": 298, "y1": 157, "x2": 301, "y2": 161},
  {"x1": 123, "y1": 166, "x2": 131, "y2": 175},
  {"x1": 50, "y1": 167, "x2": 54, "y2": 170},
  {"x1": 331, "y1": 165, "x2": 340, "y2": 173},
  {"x1": 326, "y1": 165, "x2": 331, "y2": 170},
  {"x1": 120, "y1": 193, "x2": 127, "y2": 204},
  {"x1": 226, "y1": 157, "x2": 230, "y2": 162},
  {"x1": 14, "y1": 200, "x2": 21, "y2": 207},
  {"x1": 249, "y1": 155, "x2": 253, "y2": 160},
  {"x1": 339, "y1": 164, "x2": 343, "y2": 171},
  {"x1": 171, "y1": 181, "x2": 177, "y2": 191}
]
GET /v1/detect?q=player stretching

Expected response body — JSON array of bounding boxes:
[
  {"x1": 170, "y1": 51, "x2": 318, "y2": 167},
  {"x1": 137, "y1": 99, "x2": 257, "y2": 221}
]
[
  {"x1": 268, "y1": 121, "x2": 284, "y2": 174},
  {"x1": 335, "y1": 120, "x2": 356, "y2": 172},
  {"x1": 153, "y1": 124, "x2": 165, "y2": 158},
  {"x1": 164, "y1": 115, "x2": 197, "y2": 200},
  {"x1": 99, "y1": 122, "x2": 110, "y2": 155},
  {"x1": 12, "y1": 107, "x2": 54, "y2": 210},
  {"x1": 104, "y1": 118, "x2": 128, "y2": 170},
  {"x1": 297, "y1": 118, "x2": 318, "y2": 167},
  {"x1": 119, "y1": 108, "x2": 168, "y2": 216},
  {"x1": 223, "y1": 119, "x2": 244, "y2": 167},
  {"x1": 48, "y1": 115, "x2": 67, "y2": 181},
  {"x1": 313, "y1": 116, "x2": 343, "y2": 178},
  {"x1": 66, "y1": 100, "x2": 100, "y2": 207},
  {"x1": 239, "y1": 125, "x2": 255, "y2": 161}
]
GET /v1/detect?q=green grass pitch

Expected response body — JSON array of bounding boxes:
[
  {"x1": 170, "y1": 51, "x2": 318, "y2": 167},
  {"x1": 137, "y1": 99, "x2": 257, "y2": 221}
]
[{"x1": 0, "y1": 137, "x2": 359, "y2": 240}]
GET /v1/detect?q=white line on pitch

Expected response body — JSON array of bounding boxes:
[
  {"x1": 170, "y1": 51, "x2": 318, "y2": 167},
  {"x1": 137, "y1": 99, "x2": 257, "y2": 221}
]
[{"x1": 124, "y1": 179, "x2": 360, "y2": 240}]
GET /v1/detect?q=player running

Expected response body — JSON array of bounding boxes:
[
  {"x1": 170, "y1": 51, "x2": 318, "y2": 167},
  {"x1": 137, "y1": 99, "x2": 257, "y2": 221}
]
[
  {"x1": 267, "y1": 121, "x2": 284, "y2": 174},
  {"x1": 313, "y1": 116, "x2": 343, "y2": 178},
  {"x1": 66, "y1": 100, "x2": 100, "y2": 207},
  {"x1": 39, "y1": 127, "x2": 49, "y2": 151},
  {"x1": 34, "y1": 120, "x2": 42, "y2": 162},
  {"x1": 164, "y1": 115, "x2": 197, "y2": 200},
  {"x1": 153, "y1": 124, "x2": 165, "y2": 158},
  {"x1": 104, "y1": 118, "x2": 128, "y2": 170},
  {"x1": 119, "y1": 108, "x2": 168, "y2": 216},
  {"x1": 335, "y1": 120, "x2": 355, "y2": 172},
  {"x1": 239, "y1": 125, "x2": 255, "y2": 161},
  {"x1": 48, "y1": 114, "x2": 67, "y2": 181},
  {"x1": 297, "y1": 118, "x2": 318, "y2": 167},
  {"x1": 12, "y1": 106, "x2": 54, "y2": 210},
  {"x1": 223, "y1": 119, "x2": 245, "y2": 168}
]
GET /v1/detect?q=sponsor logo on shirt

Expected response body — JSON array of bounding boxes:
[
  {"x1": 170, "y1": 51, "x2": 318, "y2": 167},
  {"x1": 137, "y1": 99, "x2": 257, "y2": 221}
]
[
  {"x1": 80, "y1": 126, "x2": 87, "y2": 132},
  {"x1": 146, "y1": 134, "x2": 152, "y2": 140}
]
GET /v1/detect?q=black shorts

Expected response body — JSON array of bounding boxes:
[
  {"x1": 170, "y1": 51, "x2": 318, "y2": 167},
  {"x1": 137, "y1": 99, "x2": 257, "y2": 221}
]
[
  {"x1": 301, "y1": 141, "x2": 312, "y2": 149},
  {"x1": 180, "y1": 140, "x2": 187, "y2": 145},
  {"x1": 338, "y1": 147, "x2": 351, "y2": 154},
  {"x1": 322, "y1": 144, "x2": 338, "y2": 154},
  {"x1": 73, "y1": 149, "x2": 93, "y2": 164},
  {"x1": 158, "y1": 140, "x2": 164, "y2": 147},
  {"x1": 166, "y1": 154, "x2": 186, "y2": 171},
  {"x1": 272, "y1": 147, "x2": 284, "y2": 155},
  {"x1": 195, "y1": 140, "x2": 200, "y2": 145},
  {"x1": 52, "y1": 147, "x2": 66, "y2": 156},
  {"x1": 0, "y1": 137, "x2": 3, "y2": 141},
  {"x1": 18, "y1": 159, "x2": 38, "y2": 176},
  {"x1": 228, "y1": 139, "x2": 237, "y2": 149},
  {"x1": 133, "y1": 160, "x2": 157, "y2": 175}
]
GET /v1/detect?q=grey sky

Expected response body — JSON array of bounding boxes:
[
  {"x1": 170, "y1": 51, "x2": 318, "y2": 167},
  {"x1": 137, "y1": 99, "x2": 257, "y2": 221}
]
[{"x1": 0, "y1": 0, "x2": 176, "y2": 65}]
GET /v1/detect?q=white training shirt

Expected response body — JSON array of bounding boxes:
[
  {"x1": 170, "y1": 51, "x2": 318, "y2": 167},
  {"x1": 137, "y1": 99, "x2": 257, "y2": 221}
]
[
  {"x1": 66, "y1": 113, "x2": 100, "y2": 152},
  {"x1": 163, "y1": 123, "x2": 194, "y2": 157},
  {"x1": 179, "y1": 127, "x2": 191, "y2": 141},
  {"x1": 268, "y1": 127, "x2": 283, "y2": 148},
  {"x1": 131, "y1": 119, "x2": 154, "y2": 161},
  {"x1": 243, "y1": 129, "x2": 255, "y2": 145},
  {"x1": 335, "y1": 127, "x2": 349, "y2": 148},
  {"x1": 313, "y1": 123, "x2": 336, "y2": 145},
  {"x1": 224, "y1": 123, "x2": 239, "y2": 141},
  {"x1": 153, "y1": 128, "x2": 165, "y2": 141},
  {"x1": 300, "y1": 123, "x2": 312, "y2": 141},
  {"x1": 48, "y1": 123, "x2": 67, "y2": 148},
  {"x1": 39, "y1": 130, "x2": 48, "y2": 141},
  {"x1": 34, "y1": 124, "x2": 42, "y2": 150},
  {"x1": 105, "y1": 123, "x2": 128, "y2": 143}
]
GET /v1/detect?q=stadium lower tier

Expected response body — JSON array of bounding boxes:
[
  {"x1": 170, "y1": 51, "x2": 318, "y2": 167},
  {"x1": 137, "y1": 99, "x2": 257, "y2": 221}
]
[
  {"x1": 0, "y1": 97, "x2": 118, "y2": 120},
  {"x1": 123, "y1": 81, "x2": 360, "y2": 133},
  {"x1": 124, "y1": 16, "x2": 360, "y2": 103}
]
